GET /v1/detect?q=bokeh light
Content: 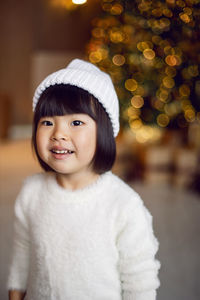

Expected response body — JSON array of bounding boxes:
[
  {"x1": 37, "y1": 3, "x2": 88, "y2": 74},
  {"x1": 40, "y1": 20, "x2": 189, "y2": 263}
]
[
  {"x1": 157, "y1": 114, "x2": 170, "y2": 127},
  {"x1": 143, "y1": 49, "x2": 155, "y2": 60},
  {"x1": 125, "y1": 79, "x2": 138, "y2": 92},
  {"x1": 131, "y1": 95, "x2": 144, "y2": 108},
  {"x1": 179, "y1": 84, "x2": 190, "y2": 97},
  {"x1": 110, "y1": 3, "x2": 123, "y2": 15},
  {"x1": 112, "y1": 54, "x2": 125, "y2": 66},
  {"x1": 162, "y1": 77, "x2": 175, "y2": 89},
  {"x1": 87, "y1": 0, "x2": 200, "y2": 137}
]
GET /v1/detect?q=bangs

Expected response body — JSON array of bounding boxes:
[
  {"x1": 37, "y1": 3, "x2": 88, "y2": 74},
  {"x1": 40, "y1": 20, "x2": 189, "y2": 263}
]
[{"x1": 36, "y1": 84, "x2": 97, "y2": 120}]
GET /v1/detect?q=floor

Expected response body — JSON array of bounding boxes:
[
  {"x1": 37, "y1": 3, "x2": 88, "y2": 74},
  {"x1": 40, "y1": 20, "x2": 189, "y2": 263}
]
[{"x1": 0, "y1": 139, "x2": 200, "y2": 300}]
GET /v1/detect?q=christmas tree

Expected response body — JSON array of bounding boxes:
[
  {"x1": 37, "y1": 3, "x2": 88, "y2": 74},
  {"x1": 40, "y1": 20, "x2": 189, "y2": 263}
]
[{"x1": 86, "y1": 0, "x2": 200, "y2": 143}]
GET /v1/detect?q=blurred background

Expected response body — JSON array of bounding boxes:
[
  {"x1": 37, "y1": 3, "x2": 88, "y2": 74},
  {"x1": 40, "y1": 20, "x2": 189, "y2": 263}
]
[{"x1": 0, "y1": 0, "x2": 200, "y2": 299}]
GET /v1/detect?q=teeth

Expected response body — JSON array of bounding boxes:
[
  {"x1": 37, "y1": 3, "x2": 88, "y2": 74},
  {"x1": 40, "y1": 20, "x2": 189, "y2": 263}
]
[
  {"x1": 52, "y1": 149, "x2": 74, "y2": 154},
  {"x1": 52, "y1": 150, "x2": 67, "y2": 154}
]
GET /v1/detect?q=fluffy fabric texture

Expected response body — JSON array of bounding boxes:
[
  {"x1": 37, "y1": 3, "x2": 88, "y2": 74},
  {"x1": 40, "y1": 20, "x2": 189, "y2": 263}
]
[
  {"x1": 7, "y1": 172, "x2": 160, "y2": 300},
  {"x1": 32, "y1": 59, "x2": 120, "y2": 137}
]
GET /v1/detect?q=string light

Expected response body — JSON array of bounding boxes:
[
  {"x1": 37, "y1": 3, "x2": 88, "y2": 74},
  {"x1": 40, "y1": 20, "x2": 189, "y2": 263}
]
[
  {"x1": 179, "y1": 85, "x2": 190, "y2": 97},
  {"x1": 87, "y1": 0, "x2": 200, "y2": 140},
  {"x1": 125, "y1": 79, "x2": 138, "y2": 92},
  {"x1": 109, "y1": 28, "x2": 124, "y2": 43},
  {"x1": 143, "y1": 49, "x2": 155, "y2": 60},
  {"x1": 157, "y1": 114, "x2": 170, "y2": 127},
  {"x1": 162, "y1": 76, "x2": 175, "y2": 89},
  {"x1": 129, "y1": 118, "x2": 143, "y2": 130},
  {"x1": 131, "y1": 95, "x2": 144, "y2": 109},
  {"x1": 110, "y1": 3, "x2": 123, "y2": 15},
  {"x1": 112, "y1": 54, "x2": 125, "y2": 66}
]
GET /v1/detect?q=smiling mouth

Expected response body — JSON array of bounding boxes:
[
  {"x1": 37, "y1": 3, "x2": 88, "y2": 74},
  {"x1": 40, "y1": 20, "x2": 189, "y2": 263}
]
[{"x1": 51, "y1": 149, "x2": 74, "y2": 154}]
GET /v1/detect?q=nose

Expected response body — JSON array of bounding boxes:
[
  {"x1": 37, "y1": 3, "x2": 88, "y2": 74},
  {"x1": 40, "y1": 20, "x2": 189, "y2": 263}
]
[{"x1": 50, "y1": 125, "x2": 69, "y2": 141}]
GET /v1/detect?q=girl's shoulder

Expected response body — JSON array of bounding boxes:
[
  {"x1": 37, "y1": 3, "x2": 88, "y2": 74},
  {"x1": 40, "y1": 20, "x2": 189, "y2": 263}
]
[
  {"x1": 15, "y1": 172, "x2": 48, "y2": 207},
  {"x1": 107, "y1": 172, "x2": 143, "y2": 208},
  {"x1": 108, "y1": 172, "x2": 140, "y2": 199}
]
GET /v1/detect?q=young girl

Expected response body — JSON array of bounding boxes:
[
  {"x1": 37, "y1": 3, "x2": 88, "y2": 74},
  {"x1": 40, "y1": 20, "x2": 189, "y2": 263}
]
[{"x1": 8, "y1": 59, "x2": 160, "y2": 300}]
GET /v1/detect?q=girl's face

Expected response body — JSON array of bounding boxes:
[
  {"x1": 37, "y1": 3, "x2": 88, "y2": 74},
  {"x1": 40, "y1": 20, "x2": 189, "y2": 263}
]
[{"x1": 36, "y1": 113, "x2": 97, "y2": 180}]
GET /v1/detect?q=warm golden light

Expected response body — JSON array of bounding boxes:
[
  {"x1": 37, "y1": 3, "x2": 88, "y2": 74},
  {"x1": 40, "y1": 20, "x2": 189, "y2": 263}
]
[
  {"x1": 143, "y1": 49, "x2": 155, "y2": 60},
  {"x1": 154, "y1": 99, "x2": 165, "y2": 111},
  {"x1": 164, "y1": 101, "x2": 181, "y2": 116},
  {"x1": 111, "y1": 3, "x2": 123, "y2": 15},
  {"x1": 131, "y1": 95, "x2": 144, "y2": 108},
  {"x1": 157, "y1": 114, "x2": 170, "y2": 127},
  {"x1": 125, "y1": 79, "x2": 138, "y2": 91},
  {"x1": 51, "y1": 0, "x2": 87, "y2": 9},
  {"x1": 156, "y1": 89, "x2": 169, "y2": 102},
  {"x1": 163, "y1": 8, "x2": 173, "y2": 17},
  {"x1": 132, "y1": 125, "x2": 162, "y2": 143},
  {"x1": 129, "y1": 118, "x2": 143, "y2": 130},
  {"x1": 179, "y1": 13, "x2": 191, "y2": 23},
  {"x1": 127, "y1": 106, "x2": 140, "y2": 118},
  {"x1": 72, "y1": 0, "x2": 87, "y2": 3},
  {"x1": 135, "y1": 86, "x2": 145, "y2": 96},
  {"x1": 163, "y1": 76, "x2": 175, "y2": 89},
  {"x1": 184, "y1": 7, "x2": 192, "y2": 15},
  {"x1": 165, "y1": 66, "x2": 176, "y2": 77},
  {"x1": 181, "y1": 99, "x2": 191, "y2": 110},
  {"x1": 184, "y1": 109, "x2": 196, "y2": 122},
  {"x1": 165, "y1": 55, "x2": 177, "y2": 66},
  {"x1": 135, "y1": 126, "x2": 150, "y2": 143},
  {"x1": 137, "y1": 41, "x2": 153, "y2": 52},
  {"x1": 179, "y1": 84, "x2": 190, "y2": 97},
  {"x1": 87, "y1": 0, "x2": 199, "y2": 133},
  {"x1": 112, "y1": 54, "x2": 125, "y2": 66},
  {"x1": 109, "y1": 28, "x2": 124, "y2": 43},
  {"x1": 102, "y1": 3, "x2": 112, "y2": 12},
  {"x1": 89, "y1": 51, "x2": 102, "y2": 63},
  {"x1": 51, "y1": 0, "x2": 75, "y2": 9},
  {"x1": 89, "y1": 48, "x2": 108, "y2": 63}
]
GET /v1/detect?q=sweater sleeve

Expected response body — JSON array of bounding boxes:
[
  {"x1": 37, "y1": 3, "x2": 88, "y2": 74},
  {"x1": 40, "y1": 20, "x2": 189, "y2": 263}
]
[
  {"x1": 7, "y1": 182, "x2": 30, "y2": 292},
  {"x1": 117, "y1": 195, "x2": 160, "y2": 300}
]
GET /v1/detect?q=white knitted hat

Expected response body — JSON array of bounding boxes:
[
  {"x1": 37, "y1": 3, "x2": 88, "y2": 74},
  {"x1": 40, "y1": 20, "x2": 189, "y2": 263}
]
[{"x1": 33, "y1": 59, "x2": 120, "y2": 137}]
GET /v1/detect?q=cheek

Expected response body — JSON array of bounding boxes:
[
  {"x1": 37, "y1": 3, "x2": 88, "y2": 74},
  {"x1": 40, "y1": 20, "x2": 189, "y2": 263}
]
[
  {"x1": 86, "y1": 129, "x2": 97, "y2": 156},
  {"x1": 36, "y1": 129, "x2": 46, "y2": 156},
  {"x1": 77, "y1": 128, "x2": 97, "y2": 157},
  {"x1": 36, "y1": 130, "x2": 41, "y2": 149}
]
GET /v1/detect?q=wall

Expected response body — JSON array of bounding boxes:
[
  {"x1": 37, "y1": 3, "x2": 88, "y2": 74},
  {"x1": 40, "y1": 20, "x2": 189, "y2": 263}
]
[{"x1": 0, "y1": 0, "x2": 100, "y2": 126}]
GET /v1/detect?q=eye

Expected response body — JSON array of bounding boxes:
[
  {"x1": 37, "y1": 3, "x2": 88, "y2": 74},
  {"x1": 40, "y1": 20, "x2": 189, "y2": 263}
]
[
  {"x1": 71, "y1": 120, "x2": 83, "y2": 126},
  {"x1": 41, "y1": 120, "x2": 53, "y2": 126}
]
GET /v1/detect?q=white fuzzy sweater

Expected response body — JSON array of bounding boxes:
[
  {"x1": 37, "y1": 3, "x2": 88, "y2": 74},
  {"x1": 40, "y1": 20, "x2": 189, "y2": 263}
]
[{"x1": 7, "y1": 172, "x2": 160, "y2": 300}]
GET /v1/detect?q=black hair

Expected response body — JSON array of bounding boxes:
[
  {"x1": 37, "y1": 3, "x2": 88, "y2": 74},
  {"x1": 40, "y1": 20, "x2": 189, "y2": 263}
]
[{"x1": 32, "y1": 84, "x2": 116, "y2": 174}]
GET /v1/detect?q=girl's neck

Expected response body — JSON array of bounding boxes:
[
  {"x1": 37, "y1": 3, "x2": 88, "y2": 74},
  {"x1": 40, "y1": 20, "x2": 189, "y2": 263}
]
[{"x1": 56, "y1": 171, "x2": 100, "y2": 191}]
